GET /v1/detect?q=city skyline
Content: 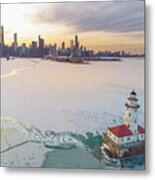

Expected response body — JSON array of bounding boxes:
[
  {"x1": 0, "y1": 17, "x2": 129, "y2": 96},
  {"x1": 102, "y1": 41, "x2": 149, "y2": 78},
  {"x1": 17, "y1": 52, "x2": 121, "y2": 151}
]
[
  {"x1": 0, "y1": 26, "x2": 144, "y2": 58},
  {"x1": 1, "y1": 1, "x2": 144, "y2": 54}
]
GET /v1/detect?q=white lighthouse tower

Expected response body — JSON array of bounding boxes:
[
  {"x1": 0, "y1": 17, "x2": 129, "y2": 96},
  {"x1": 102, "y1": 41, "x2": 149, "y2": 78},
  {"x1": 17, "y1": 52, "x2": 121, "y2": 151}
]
[{"x1": 124, "y1": 90, "x2": 140, "y2": 140}]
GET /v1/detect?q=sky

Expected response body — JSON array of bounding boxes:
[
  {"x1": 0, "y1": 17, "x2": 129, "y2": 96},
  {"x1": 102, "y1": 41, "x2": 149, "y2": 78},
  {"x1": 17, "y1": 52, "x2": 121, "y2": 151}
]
[{"x1": 1, "y1": 1, "x2": 144, "y2": 54}]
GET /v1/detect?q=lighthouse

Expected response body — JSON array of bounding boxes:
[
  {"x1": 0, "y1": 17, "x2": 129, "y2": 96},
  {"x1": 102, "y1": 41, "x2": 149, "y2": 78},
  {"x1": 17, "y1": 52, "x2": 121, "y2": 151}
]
[
  {"x1": 124, "y1": 90, "x2": 140, "y2": 140},
  {"x1": 101, "y1": 90, "x2": 145, "y2": 160}
]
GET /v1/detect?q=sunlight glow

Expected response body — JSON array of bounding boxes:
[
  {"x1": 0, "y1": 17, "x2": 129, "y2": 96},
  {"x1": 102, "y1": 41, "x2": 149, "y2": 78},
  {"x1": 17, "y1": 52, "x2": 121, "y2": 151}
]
[{"x1": 1, "y1": 3, "x2": 144, "y2": 54}]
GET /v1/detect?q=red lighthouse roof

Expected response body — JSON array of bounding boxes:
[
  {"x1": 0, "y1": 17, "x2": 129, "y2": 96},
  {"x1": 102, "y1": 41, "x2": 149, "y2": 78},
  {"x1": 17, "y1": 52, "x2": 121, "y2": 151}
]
[
  {"x1": 138, "y1": 125, "x2": 145, "y2": 134},
  {"x1": 109, "y1": 125, "x2": 133, "y2": 137}
]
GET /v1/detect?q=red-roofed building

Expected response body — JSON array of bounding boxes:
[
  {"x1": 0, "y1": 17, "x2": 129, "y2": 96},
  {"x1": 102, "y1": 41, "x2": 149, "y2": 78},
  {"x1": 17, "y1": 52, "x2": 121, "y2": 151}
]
[
  {"x1": 138, "y1": 125, "x2": 145, "y2": 141},
  {"x1": 109, "y1": 125, "x2": 133, "y2": 137},
  {"x1": 102, "y1": 91, "x2": 145, "y2": 159},
  {"x1": 138, "y1": 125, "x2": 145, "y2": 134}
]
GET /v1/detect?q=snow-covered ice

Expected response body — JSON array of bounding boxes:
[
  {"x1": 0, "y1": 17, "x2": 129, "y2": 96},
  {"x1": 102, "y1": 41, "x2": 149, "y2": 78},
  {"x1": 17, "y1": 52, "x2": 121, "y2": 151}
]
[
  {"x1": 0, "y1": 57, "x2": 144, "y2": 168},
  {"x1": 1, "y1": 58, "x2": 144, "y2": 133}
]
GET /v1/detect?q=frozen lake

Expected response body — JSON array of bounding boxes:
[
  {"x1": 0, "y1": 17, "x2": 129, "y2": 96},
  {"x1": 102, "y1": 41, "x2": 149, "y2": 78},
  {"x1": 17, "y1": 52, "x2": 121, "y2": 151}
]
[
  {"x1": 1, "y1": 57, "x2": 144, "y2": 133},
  {"x1": 1, "y1": 57, "x2": 145, "y2": 169}
]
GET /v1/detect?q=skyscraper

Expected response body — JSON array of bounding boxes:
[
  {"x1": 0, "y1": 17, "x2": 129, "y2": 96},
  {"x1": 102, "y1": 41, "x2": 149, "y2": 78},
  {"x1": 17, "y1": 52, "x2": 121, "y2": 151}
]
[
  {"x1": 31, "y1": 41, "x2": 37, "y2": 57},
  {"x1": 48, "y1": 44, "x2": 52, "y2": 55},
  {"x1": 14, "y1": 33, "x2": 17, "y2": 44},
  {"x1": 21, "y1": 43, "x2": 27, "y2": 56},
  {"x1": 0, "y1": 26, "x2": 4, "y2": 57},
  {"x1": 0, "y1": 26, "x2": 4, "y2": 45},
  {"x1": 53, "y1": 43, "x2": 57, "y2": 56},
  {"x1": 70, "y1": 40, "x2": 74, "y2": 49},
  {"x1": 38, "y1": 35, "x2": 44, "y2": 58},
  {"x1": 62, "y1": 41, "x2": 65, "y2": 50},
  {"x1": 13, "y1": 33, "x2": 18, "y2": 56},
  {"x1": 75, "y1": 34, "x2": 79, "y2": 49}
]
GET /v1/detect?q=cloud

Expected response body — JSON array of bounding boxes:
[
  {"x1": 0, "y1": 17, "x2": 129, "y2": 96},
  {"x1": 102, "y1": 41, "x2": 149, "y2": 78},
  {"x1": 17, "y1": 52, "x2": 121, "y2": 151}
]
[{"x1": 31, "y1": 1, "x2": 144, "y2": 33}]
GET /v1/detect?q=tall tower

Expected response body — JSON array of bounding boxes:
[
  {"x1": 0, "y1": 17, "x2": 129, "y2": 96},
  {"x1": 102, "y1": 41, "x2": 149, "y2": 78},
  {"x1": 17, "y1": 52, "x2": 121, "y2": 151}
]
[
  {"x1": 75, "y1": 34, "x2": 79, "y2": 49},
  {"x1": 70, "y1": 40, "x2": 74, "y2": 50},
  {"x1": 38, "y1": 35, "x2": 44, "y2": 58},
  {"x1": 38, "y1": 35, "x2": 41, "y2": 46},
  {"x1": 13, "y1": 33, "x2": 18, "y2": 56},
  {"x1": 62, "y1": 41, "x2": 65, "y2": 50},
  {"x1": 0, "y1": 26, "x2": 4, "y2": 45},
  {"x1": 14, "y1": 33, "x2": 17, "y2": 44},
  {"x1": 0, "y1": 26, "x2": 4, "y2": 57},
  {"x1": 48, "y1": 44, "x2": 52, "y2": 56},
  {"x1": 124, "y1": 90, "x2": 140, "y2": 136}
]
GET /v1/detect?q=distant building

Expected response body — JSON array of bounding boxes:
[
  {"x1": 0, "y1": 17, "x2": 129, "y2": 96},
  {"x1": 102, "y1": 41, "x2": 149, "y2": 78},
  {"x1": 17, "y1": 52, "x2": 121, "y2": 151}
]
[
  {"x1": 0, "y1": 26, "x2": 144, "y2": 58},
  {"x1": 0, "y1": 26, "x2": 4, "y2": 57},
  {"x1": 0, "y1": 26, "x2": 4, "y2": 45},
  {"x1": 31, "y1": 41, "x2": 37, "y2": 57},
  {"x1": 102, "y1": 90, "x2": 145, "y2": 159},
  {"x1": 53, "y1": 43, "x2": 57, "y2": 56},
  {"x1": 62, "y1": 41, "x2": 65, "y2": 50},
  {"x1": 75, "y1": 34, "x2": 79, "y2": 49},
  {"x1": 13, "y1": 33, "x2": 18, "y2": 56},
  {"x1": 21, "y1": 43, "x2": 27, "y2": 56},
  {"x1": 48, "y1": 44, "x2": 52, "y2": 55},
  {"x1": 14, "y1": 33, "x2": 17, "y2": 44},
  {"x1": 70, "y1": 40, "x2": 74, "y2": 53},
  {"x1": 38, "y1": 35, "x2": 44, "y2": 58}
]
